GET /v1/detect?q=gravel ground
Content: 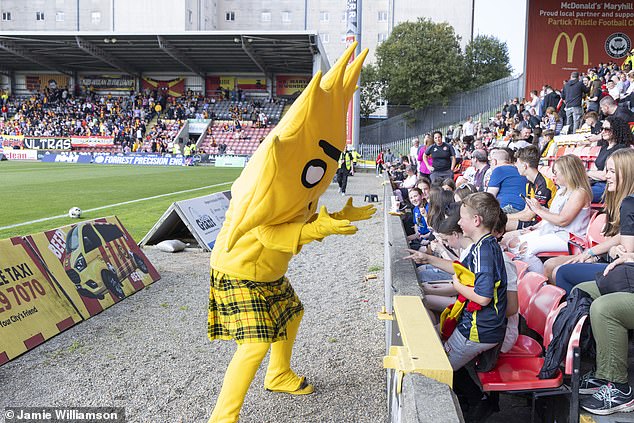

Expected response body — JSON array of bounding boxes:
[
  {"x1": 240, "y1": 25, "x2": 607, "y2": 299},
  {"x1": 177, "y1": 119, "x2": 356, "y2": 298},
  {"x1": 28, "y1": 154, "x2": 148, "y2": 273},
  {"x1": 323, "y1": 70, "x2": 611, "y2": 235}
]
[{"x1": 0, "y1": 172, "x2": 387, "y2": 423}]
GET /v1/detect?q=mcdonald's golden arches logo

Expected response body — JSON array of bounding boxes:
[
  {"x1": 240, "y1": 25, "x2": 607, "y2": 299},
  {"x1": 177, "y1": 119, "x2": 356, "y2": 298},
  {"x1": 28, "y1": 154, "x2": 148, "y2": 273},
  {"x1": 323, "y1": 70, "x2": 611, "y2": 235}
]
[{"x1": 551, "y1": 32, "x2": 589, "y2": 65}]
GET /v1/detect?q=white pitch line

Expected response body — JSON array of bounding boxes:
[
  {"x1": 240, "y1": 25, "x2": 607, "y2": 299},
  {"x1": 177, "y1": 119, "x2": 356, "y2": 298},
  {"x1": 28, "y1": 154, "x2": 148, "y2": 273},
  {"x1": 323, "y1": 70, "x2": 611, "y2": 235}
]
[{"x1": 0, "y1": 181, "x2": 233, "y2": 231}]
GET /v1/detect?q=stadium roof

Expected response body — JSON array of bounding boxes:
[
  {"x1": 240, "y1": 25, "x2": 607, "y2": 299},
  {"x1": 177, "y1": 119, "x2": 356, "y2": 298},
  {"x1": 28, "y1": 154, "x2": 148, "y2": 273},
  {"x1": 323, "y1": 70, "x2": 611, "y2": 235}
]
[{"x1": 0, "y1": 31, "x2": 326, "y2": 77}]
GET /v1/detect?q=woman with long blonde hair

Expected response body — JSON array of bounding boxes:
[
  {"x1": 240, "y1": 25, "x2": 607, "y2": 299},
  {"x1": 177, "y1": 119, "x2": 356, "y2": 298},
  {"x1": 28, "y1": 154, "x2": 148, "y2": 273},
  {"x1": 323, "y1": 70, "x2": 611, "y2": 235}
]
[
  {"x1": 553, "y1": 149, "x2": 634, "y2": 292},
  {"x1": 544, "y1": 148, "x2": 634, "y2": 282},
  {"x1": 504, "y1": 154, "x2": 592, "y2": 273},
  {"x1": 558, "y1": 148, "x2": 634, "y2": 416}
]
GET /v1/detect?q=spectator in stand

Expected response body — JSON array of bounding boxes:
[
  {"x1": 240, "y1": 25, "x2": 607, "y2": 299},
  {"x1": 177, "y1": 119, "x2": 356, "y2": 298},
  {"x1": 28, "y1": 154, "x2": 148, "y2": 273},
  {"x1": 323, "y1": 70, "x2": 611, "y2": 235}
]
[
  {"x1": 620, "y1": 71, "x2": 634, "y2": 109},
  {"x1": 518, "y1": 110, "x2": 539, "y2": 132},
  {"x1": 544, "y1": 149, "x2": 634, "y2": 285},
  {"x1": 607, "y1": 79, "x2": 621, "y2": 102},
  {"x1": 471, "y1": 149, "x2": 490, "y2": 191},
  {"x1": 587, "y1": 78, "x2": 603, "y2": 112},
  {"x1": 539, "y1": 129, "x2": 556, "y2": 157},
  {"x1": 441, "y1": 178, "x2": 456, "y2": 192},
  {"x1": 562, "y1": 71, "x2": 589, "y2": 133},
  {"x1": 504, "y1": 155, "x2": 592, "y2": 273},
  {"x1": 423, "y1": 131, "x2": 456, "y2": 183},
  {"x1": 599, "y1": 95, "x2": 634, "y2": 122},
  {"x1": 452, "y1": 124, "x2": 462, "y2": 143},
  {"x1": 405, "y1": 187, "x2": 431, "y2": 250},
  {"x1": 383, "y1": 148, "x2": 396, "y2": 166},
  {"x1": 583, "y1": 111, "x2": 602, "y2": 135},
  {"x1": 505, "y1": 146, "x2": 557, "y2": 231},
  {"x1": 409, "y1": 138, "x2": 420, "y2": 172},
  {"x1": 218, "y1": 142, "x2": 227, "y2": 155},
  {"x1": 394, "y1": 165, "x2": 418, "y2": 203},
  {"x1": 507, "y1": 97, "x2": 519, "y2": 118},
  {"x1": 548, "y1": 150, "x2": 634, "y2": 416},
  {"x1": 588, "y1": 116, "x2": 633, "y2": 202},
  {"x1": 426, "y1": 187, "x2": 456, "y2": 231},
  {"x1": 446, "y1": 193, "x2": 507, "y2": 420},
  {"x1": 542, "y1": 85, "x2": 561, "y2": 112},
  {"x1": 463, "y1": 116, "x2": 475, "y2": 139},
  {"x1": 505, "y1": 127, "x2": 532, "y2": 151},
  {"x1": 446, "y1": 125, "x2": 455, "y2": 142},
  {"x1": 454, "y1": 183, "x2": 477, "y2": 202},
  {"x1": 417, "y1": 133, "x2": 433, "y2": 178},
  {"x1": 542, "y1": 106, "x2": 564, "y2": 135},
  {"x1": 486, "y1": 148, "x2": 527, "y2": 213},
  {"x1": 528, "y1": 90, "x2": 542, "y2": 117},
  {"x1": 376, "y1": 149, "x2": 385, "y2": 176}
]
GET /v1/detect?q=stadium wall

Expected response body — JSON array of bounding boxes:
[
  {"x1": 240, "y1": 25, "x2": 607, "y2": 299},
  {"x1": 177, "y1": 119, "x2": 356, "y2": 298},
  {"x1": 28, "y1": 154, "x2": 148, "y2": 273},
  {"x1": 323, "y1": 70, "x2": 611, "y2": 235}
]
[{"x1": 381, "y1": 177, "x2": 462, "y2": 422}]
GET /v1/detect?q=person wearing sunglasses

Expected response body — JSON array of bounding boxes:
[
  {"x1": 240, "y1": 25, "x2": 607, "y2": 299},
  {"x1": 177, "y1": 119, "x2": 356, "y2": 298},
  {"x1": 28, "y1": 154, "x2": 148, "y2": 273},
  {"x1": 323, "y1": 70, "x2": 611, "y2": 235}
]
[{"x1": 588, "y1": 116, "x2": 633, "y2": 203}]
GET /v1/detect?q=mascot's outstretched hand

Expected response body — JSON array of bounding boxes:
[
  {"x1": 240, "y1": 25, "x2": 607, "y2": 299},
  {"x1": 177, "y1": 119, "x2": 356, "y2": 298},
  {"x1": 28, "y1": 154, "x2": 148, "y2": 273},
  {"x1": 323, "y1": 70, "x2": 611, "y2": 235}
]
[
  {"x1": 301, "y1": 206, "x2": 357, "y2": 243},
  {"x1": 331, "y1": 197, "x2": 376, "y2": 222}
]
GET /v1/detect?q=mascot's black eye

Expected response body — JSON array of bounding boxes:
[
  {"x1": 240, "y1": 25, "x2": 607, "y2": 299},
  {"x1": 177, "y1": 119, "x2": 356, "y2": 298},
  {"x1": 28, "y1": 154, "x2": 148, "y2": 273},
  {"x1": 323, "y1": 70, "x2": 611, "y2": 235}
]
[{"x1": 301, "y1": 159, "x2": 327, "y2": 188}]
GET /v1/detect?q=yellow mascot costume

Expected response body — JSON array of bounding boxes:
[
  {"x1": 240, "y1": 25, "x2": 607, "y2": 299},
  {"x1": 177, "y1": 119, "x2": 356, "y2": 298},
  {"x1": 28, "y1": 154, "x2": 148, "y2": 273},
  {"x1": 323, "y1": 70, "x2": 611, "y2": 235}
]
[{"x1": 207, "y1": 42, "x2": 373, "y2": 423}]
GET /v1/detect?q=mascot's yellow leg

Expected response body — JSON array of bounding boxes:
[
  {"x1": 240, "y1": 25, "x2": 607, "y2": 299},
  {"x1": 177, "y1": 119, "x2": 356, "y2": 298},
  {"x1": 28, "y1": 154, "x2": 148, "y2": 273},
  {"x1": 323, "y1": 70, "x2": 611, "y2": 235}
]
[
  {"x1": 208, "y1": 342, "x2": 270, "y2": 423},
  {"x1": 264, "y1": 311, "x2": 314, "y2": 395}
]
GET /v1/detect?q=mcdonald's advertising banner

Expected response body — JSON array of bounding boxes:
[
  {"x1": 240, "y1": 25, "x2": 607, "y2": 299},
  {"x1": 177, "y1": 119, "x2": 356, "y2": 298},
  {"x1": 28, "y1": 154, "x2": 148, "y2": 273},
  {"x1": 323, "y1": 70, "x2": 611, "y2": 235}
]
[
  {"x1": 0, "y1": 237, "x2": 82, "y2": 366},
  {"x1": 526, "y1": 0, "x2": 634, "y2": 95},
  {"x1": 24, "y1": 216, "x2": 161, "y2": 320}
]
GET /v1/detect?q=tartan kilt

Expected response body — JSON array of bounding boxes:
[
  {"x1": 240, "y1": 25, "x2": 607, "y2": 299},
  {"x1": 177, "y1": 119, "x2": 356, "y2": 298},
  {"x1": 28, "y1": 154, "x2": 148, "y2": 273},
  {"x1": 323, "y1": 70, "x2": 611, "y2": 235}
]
[{"x1": 208, "y1": 269, "x2": 304, "y2": 344}]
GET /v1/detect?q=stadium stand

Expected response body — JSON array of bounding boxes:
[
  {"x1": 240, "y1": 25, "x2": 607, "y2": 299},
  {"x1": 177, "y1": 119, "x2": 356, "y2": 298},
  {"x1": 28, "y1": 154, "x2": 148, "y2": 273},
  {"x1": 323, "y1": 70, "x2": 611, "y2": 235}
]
[
  {"x1": 385, "y1": 56, "x2": 634, "y2": 421},
  {"x1": 0, "y1": 90, "x2": 286, "y2": 156}
]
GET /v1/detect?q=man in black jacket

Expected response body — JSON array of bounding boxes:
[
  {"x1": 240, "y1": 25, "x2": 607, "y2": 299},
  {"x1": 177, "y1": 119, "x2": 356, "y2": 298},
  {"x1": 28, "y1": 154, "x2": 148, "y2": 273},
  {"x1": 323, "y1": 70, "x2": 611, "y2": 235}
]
[
  {"x1": 562, "y1": 72, "x2": 589, "y2": 133},
  {"x1": 599, "y1": 95, "x2": 634, "y2": 122},
  {"x1": 542, "y1": 85, "x2": 560, "y2": 111}
]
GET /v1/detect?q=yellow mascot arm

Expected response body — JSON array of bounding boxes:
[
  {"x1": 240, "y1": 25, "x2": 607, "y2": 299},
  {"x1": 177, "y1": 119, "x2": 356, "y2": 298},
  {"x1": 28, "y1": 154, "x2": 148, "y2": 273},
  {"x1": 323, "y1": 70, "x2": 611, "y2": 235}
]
[
  {"x1": 253, "y1": 206, "x2": 358, "y2": 255},
  {"x1": 300, "y1": 205, "x2": 358, "y2": 244},
  {"x1": 254, "y1": 223, "x2": 306, "y2": 255},
  {"x1": 330, "y1": 197, "x2": 377, "y2": 222}
]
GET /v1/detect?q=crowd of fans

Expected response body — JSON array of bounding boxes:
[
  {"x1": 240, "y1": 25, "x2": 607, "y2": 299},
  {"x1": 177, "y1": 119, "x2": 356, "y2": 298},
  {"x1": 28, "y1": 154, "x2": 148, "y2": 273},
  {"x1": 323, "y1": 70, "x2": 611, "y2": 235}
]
[
  {"x1": 0, "y1": 86, "x2": 280, "y2": 155},
  {"x1": 383, "y1": 57, "x2": 634, "y2": 421},
  {"x1": 0, "y1": 88, "x2": 155, "y2": 142}
]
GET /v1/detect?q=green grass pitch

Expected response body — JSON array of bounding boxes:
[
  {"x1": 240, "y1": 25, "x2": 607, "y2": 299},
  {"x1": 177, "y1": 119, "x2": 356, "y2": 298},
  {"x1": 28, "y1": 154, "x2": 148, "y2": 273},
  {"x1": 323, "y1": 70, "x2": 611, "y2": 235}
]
[{"x1": 0, "y1": 162, "x2": 242, "y2": 241}]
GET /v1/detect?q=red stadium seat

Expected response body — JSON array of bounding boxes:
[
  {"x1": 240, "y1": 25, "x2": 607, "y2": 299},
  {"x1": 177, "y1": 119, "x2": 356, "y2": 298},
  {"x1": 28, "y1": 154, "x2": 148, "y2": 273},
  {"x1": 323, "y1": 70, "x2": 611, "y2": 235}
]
[
  {"x1": 571, "y1": 146, "x2": 584, "y2": 157},
  {"x1": 513, "y1": 260, "x2": 529, "y2": 279},
  {"x1": 586, "y1": 213, "x2": 607, "y2": 247},
  {"x1": 478, "y1": 286, "x2": 580, "y2": 423},
  {"x1": 517, "y1": 272, "x2": 547, "y2": 316},
  {"x1": 524, "y1": 284, "x2": 566, "y2": 337}
]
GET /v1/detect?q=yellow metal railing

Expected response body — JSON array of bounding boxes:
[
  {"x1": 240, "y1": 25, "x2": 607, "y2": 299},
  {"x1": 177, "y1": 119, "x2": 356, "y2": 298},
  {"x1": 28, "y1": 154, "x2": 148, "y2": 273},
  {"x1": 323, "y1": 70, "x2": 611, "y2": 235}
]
[{"x1": 383, "y1": 295, "x2": 453, "y2": 392}]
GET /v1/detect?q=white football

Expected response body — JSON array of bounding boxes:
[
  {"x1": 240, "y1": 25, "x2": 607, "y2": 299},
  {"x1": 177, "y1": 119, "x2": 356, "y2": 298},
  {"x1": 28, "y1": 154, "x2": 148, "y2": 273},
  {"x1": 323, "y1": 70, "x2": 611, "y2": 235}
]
[{"x1": 68, "y1": 207, "x2": 82, "y2": 218}]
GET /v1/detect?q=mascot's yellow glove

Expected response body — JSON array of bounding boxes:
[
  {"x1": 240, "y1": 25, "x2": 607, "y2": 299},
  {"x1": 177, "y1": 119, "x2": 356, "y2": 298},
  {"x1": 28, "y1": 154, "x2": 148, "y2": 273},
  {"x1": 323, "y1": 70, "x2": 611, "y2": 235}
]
[
  {"x1": 300, "y1": 206, "x2": 358, "y2": 244},
  {"x1": 330, "y1": 197, "x2": 376, "y2": 222}
]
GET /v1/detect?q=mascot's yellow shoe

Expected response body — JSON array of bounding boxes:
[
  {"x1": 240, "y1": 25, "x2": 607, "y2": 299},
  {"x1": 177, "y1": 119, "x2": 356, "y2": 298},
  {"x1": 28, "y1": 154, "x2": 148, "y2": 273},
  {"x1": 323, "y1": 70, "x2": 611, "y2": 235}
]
[{"x1": 265, "y1": 376, "x2": 314, "y2": 395}]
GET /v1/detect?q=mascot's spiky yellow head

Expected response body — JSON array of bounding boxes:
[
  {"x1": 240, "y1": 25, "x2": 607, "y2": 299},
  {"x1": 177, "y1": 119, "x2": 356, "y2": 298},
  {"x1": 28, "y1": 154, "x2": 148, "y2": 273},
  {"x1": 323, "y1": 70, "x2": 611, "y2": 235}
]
[{"x1": 224, "y1": 42, "x2": 368, "y2": 251}]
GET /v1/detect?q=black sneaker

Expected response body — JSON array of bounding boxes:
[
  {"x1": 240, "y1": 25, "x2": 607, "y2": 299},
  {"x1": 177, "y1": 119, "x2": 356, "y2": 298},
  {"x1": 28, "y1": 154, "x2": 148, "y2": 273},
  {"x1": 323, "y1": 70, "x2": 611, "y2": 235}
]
[
  {"x1": 579, "y1": 372, "x2": 609, "y2": 395},
  {"x1": 580, "y1": 383, "x2": 634, "y2": 415}
]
